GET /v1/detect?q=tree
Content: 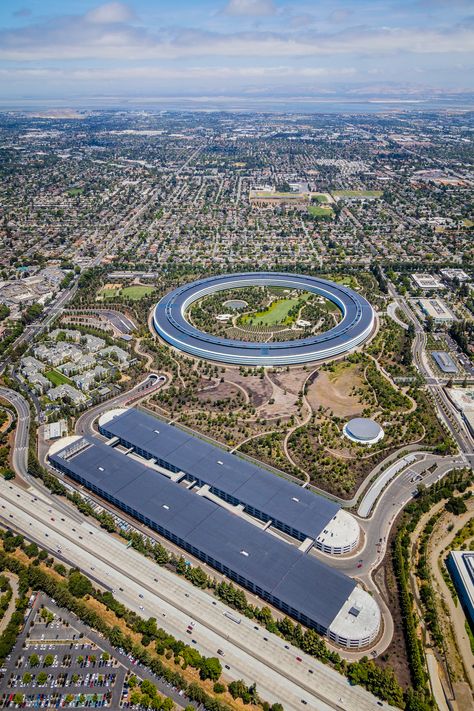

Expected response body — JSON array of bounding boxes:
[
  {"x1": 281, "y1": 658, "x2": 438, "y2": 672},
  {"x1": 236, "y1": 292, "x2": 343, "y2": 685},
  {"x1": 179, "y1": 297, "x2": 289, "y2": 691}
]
[
  {"x1": 445, "y1": 497, "x2": 467, "y2": 515},
  {"x1": 29, "y1": 653, "x2": 39, "y2": 667},
  {"x1": 199, "y1": 656, "x2": 222, "y2": 681},
  {"x1": 22, "y1": 672, "x2": 31, "y2": 684},
  {"x1": 68, "y1": 570, "x2": 92, "y2": 597},
  {"x1": 44, "y1": 654, "x2": 54, "y2": 666},
  {"x1": 37, "y1": 671, "x2": 47, "y2": 685}
]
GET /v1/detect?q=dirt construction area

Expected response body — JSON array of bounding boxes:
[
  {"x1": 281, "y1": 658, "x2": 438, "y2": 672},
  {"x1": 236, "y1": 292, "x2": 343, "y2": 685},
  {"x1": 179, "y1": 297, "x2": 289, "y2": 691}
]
[{"x1": 306, "y1": 362, "x2": 365, "y2": 417}]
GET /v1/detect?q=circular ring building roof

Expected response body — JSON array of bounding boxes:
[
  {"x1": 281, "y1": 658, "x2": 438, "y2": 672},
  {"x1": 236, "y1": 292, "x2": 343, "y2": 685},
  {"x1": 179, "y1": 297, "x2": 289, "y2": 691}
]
[{"x1": 152, "y1": 272, "x2": 374, "y2": 366}]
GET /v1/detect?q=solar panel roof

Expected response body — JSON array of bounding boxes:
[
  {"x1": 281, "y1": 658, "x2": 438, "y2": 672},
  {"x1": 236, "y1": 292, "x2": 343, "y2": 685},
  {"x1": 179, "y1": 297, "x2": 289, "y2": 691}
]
[
  {"x1": 101, "y1": 408, "x2": 340, "y2": 539},
  {"x1": 50, "y1": 437, "x2": 355, "y2": 629}
]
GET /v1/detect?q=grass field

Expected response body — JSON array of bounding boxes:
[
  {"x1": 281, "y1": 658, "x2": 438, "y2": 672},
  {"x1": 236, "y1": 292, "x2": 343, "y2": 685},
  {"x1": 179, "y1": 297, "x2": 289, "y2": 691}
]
[
  {"x1": 121, "y1": 285, "x2": 154, "y2": 300},
  {"x1": 98, "y1": 288, "x2": 121, "y2": 300},
  {"x1": 67, "y1": 187, "x2": 84, "y2": 197},
  {"x1": 241, "y1": 294, "x2": 310, "y2": 326},
  {"x1": 333, "y1": 189, "x2": 382, "y2": 198},
  {"x1": 97, "y1": 285, "x2": 153, "y2": 301},
  {"x1": 311, "y1": 193, "x2": 329, "y2": 203},
  {"x1": 308, "y1": 205, "x2": 333, "y2": 218},
  {"x1": 463, "y1": 218, "x2": 474, "y2": 228},
  {"x1": 45, "y1": 370, "x2": 74, "y2": 387}
]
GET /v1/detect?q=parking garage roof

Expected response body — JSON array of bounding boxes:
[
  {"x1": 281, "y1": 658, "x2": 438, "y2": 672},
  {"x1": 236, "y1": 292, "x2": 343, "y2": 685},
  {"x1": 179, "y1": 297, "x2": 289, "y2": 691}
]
[
  {"x1": 50, "y1": 437, "x2": 355, "y2": 630},
  {"x1": 100, "y1": 408, "x2": 340, "y2": 540}
]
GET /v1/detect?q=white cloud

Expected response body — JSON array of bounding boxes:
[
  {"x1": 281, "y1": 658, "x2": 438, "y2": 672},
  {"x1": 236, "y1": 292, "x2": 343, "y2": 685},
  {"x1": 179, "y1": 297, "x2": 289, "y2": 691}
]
[
  {"x1": 223, "y1": 0, "x2": 276, "y2": 17},
  {"x1": 85, "y1": 2, "x2": 135, "y2": 24},
  {"x1": 0, "y1": 65, "x2": 356, "y2": 82},
  {"x1": 0, "y1": 7, "x2": 473, "y2": 67}
]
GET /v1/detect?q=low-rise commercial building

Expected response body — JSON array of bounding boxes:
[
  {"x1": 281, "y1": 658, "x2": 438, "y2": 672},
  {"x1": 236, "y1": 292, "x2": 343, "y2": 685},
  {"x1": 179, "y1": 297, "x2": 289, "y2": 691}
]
[
  {"x1": 418, "y1": 298, "x2": 455, "y2": 324},
  {"x1": 411, "y1": 273, "x2": 446, "y2": 290}
]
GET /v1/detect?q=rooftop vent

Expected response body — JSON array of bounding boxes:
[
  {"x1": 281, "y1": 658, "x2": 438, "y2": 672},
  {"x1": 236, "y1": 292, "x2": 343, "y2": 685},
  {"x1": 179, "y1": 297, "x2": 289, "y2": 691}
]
[
  {"x1": 349, "y1": 606, "x2": 360, "y2": 618},
  {"x1": 217, "y1": 460, "x2": 223, "y2": 465},
  {"x1": 240, "y1": 550, "x2": 249, "y2": 557},
  {"x1": 98, "y1": 466, "x2": 104, "y2": 472},
  {"x1": 154, "y1": 429, "x2": 160, "y2": 434},
  {"x1": 291, "y1": 497, "x2": 299, "y2": 503},
  {"x1": 162, "y1": 504, "x2": 170, "y2": 510}
]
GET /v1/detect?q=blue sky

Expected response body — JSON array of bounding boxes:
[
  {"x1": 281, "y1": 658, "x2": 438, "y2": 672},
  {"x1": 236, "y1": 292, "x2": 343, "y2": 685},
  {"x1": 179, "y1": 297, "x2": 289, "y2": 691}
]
[{"x1": 0, "y1": 0, "x2": 472, "y2": 100}]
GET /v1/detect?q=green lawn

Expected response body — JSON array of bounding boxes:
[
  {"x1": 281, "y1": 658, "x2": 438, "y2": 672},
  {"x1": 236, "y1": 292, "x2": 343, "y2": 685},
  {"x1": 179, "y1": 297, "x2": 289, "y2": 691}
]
[
  {"x1": 463, "y1": 218, "x2": 474, "y2": 228},
  {"x1": 97, "y1": 288, "x2": 121, "y2": 300},
  {"x1": 241, "y1": 294, "x2": 310, "y2": 326},
  {"x1": 333, "y1": 189, "x2": 382, "y2": 198},
  {"x1": 121, "y1": 285, "x2": 154, "y2": 300},
  {"x1": 311, "y1": 193, "x2": 329, "y2": 203},
  {"x1": 45, "y1": 370, "x2": 74, "y2": 387},
  {"x1": 308, "y1": 205, "x2": 333, "y2": 218},
  {"x1": 67, "y1": 187, "x2": 84, "y2": 197}
]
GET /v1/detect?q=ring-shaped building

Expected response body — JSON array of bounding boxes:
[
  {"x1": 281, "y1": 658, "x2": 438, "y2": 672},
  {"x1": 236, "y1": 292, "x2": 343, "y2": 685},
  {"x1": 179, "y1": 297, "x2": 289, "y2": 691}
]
[{"x1": 153, "y1": 272, "x2": 375, "y2": 366}]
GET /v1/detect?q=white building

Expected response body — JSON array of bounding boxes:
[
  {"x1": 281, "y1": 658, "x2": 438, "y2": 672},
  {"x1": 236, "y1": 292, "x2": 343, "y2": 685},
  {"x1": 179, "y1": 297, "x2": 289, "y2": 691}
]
[
  {"x1": 411, "y1": 273, "x2": 446, "y2": 290},
  {"x1": 418, "y1": 298, "x2": 455, "y2": 324}
]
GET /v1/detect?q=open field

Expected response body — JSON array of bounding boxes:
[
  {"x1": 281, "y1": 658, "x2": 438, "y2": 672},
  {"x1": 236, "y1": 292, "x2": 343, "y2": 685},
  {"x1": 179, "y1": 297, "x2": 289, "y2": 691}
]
[
  {"x1": 121, "y1": 285, "x2": 154, "y2": 300},
  {"x1": 308, "y1": 205, "x2": 333, "y2": 217},
  {"x1": 97, "y1": 285, "x2": 154, "y2": 301},
  {"x1": 98, "y1": 287, "x2": 121, "y2": 299},
  {"x1": 333, "y1": 189, "x2": 383, "y2": 198},
  {"x1": 240, "y1": 293, "x2": 310, "y2": 326},
  {"x1": 45, "y1": 370, "x2": 74, "y2": 387},
  {"x1": 307, "y1": 362, "x2": 364, "y2": 418}
]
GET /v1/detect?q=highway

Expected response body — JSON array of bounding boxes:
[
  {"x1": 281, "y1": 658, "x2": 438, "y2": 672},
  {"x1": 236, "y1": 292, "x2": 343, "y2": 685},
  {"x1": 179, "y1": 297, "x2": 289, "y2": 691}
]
[
  {"x1": 0, "y1": 479, "x2": 395, "y2": 711},
  {"x1": 0, "y1": 386, "x2": 30, "y2": 477}
]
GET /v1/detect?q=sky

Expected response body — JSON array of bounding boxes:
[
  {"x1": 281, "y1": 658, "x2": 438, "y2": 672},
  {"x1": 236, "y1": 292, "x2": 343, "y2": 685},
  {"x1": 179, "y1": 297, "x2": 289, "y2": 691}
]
[{"x1": 0, "y1": 0, "x2": 473, "y2": 103}]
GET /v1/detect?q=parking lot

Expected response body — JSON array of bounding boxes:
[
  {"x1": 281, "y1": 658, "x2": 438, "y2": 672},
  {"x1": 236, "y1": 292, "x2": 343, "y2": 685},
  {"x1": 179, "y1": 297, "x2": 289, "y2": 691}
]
[
  {"x1": 0, "y1": 598, "x2": 124, "y2": 708},
  {"x1": 0, "y1": 594, "x2": 195, "y2": 709}
]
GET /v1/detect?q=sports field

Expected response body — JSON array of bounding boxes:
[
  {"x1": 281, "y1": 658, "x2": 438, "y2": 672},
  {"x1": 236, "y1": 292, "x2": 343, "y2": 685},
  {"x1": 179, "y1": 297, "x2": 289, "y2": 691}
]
[{"x1": 241, "y1": 293, "x2": 310, "y2": 326}]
